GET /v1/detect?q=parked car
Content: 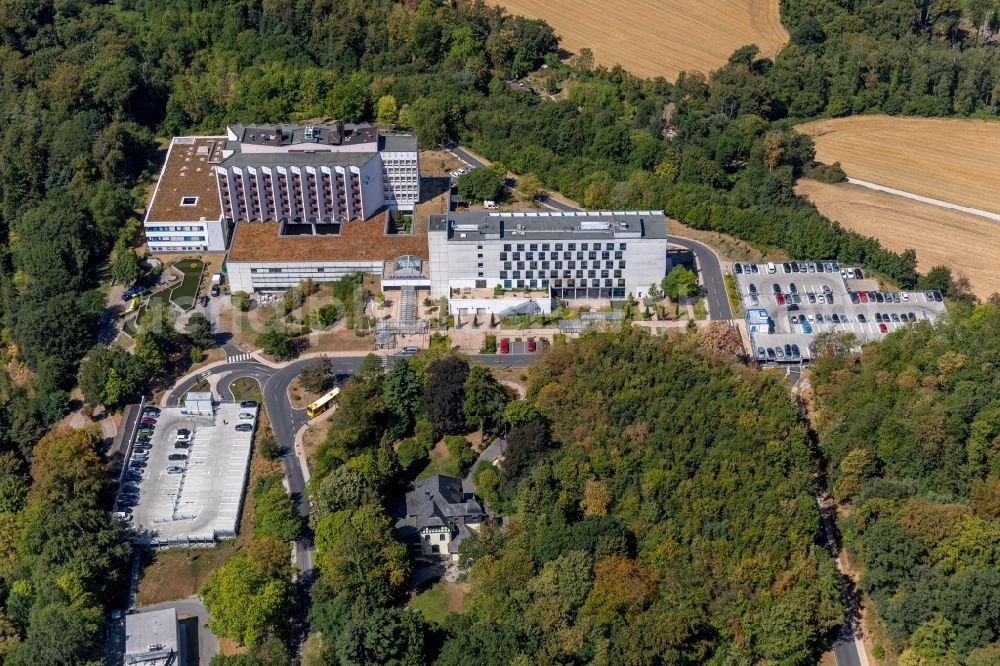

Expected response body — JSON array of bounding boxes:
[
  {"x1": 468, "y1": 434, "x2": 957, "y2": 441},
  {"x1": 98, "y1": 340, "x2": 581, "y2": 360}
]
[
  {"x1": 140, "y1": 418, "x2": 156, "y2": 426},
  {"x1": 933, "y1": 291, "x2": 943, "y2": 302},
  {"x1": 807, "y1": 293, "x2": 816, "y2": 304},
  {"x1": 166, "y1": 466, "x2": 184, "y2": 474},
  {"x1": 787, "y1": 303, "x2": 799, "y2": 312},
  {"x1": 784, "y1": 344, "x2": 792, "y2": 357},
  {"x1": 875, "y1": 292, "x2": 885, "y2": 303},
  {"x1": 173, "y1": 441, "x2": 190, "y2": 449},
  {"x1": 782, "y1": 263, "x2": 791, "y2": 273},
  {"x1": 831, "y1": 313, "x2": 840, "y2": 323},
  {"x1": 879, "y1": 323, "x2": 888, "y2": 333},
  {"x1": 734, "y1": 263, "x2": 743, "y2": 274},
  {"x1": 775, "y1": 347, "x2": 784, "y2": 359},
  {"x1": 858, "y1": 291, "x2": 868, "y2": 303},
  {"x1": 816, "y1": 313, "x2": 824, "y2": 323},
  {"x1": 748, "y1": 283, "x2": 757, "y2": 295},
  {"x1": 767, "y1": 348, "x2": 776, "y2": 359},
  {"x1": 527, "y1": 338, "x2": 537, "y2": 352},
  {"x1": 201, "y1": 295, "x2": 209, "y2": 307},
  {"x1": 802, "y1": 322, "x2": 813, "y2": 334},
  {"x1": 775, "y1": 292, "x2": 785, "y2": 305},
  {"x1": 174, "y1": 431, "x2": 190, "y2": 443},
  {"x1": 789, "y1": 283, "x2": 797, "y2": 294},
  {"x1": 756, "y1": 347, "x2": 766, "y2": 360},
  {"x1": 499, "y1": 338, "x2": 509, "y2": 354},
  {"x1": 790, "y1": 344, "x2": 800, "y2": 357},
  {"x1": 901, "y1": 292, "x2": 910, "y2": 302},
  {"x1": 875, "y1": 312, "x2": 883, "y2": 322},
  {"x1": 400, "y1": 346, "x2": 419, "y2": 354},
  {"x1": 827, "y1": 294, "x2": 834, "y2": 305},
  {"x1": 892, "y1": 293, "x2": 901, "y2": 303},
  {"x1": 791, "y1": 263, "x2": 800, "y2": 273},
  {"x1": 789, "y1": 315, "x2": 798, "y2": 325},
  {"x1": 239, "y1": 412, "x2": 255, "y2": 420},
  {"x1": 849, "y1": 292, "x2": 860, "y2": 304},
  {"x1": 772, "y1": 283, "x2": 781, "y2": 294},
  {"x1": 817, "y1": 294, "x2": 826, "y2": 304},
  {"x1": 749, "y1": 294, "x2": 759, "y2": 306},
  {"x1": 129, "y1": 460, "x2": 146, "y2": 468},
  {"x1": 168, "y1": 454, "x2": 187, "y2": 462},
  {"x1": 891, "y1": 313, "x2": 900, "y2": 322},
  {"x1": 857, "y1": 314, "x2": 867, "y2": 323},
  {"x1": 240, "y1": 401, "x2": 258, "y2": 409},
  {"x1": 235, "y1": 423, "x2": 253, "y2": 432},
  {"x1": 750, "y1": 264, "x2": 759, "y2": 273}
]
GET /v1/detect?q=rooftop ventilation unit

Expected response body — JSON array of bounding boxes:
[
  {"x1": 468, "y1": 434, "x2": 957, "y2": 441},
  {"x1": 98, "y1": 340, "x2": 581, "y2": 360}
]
[
  {"x1": 304, "y1": 125, "x2": 319, "y2": 140},
  {"x1": 453, "y1": 223, "x2": 479, "y2": 232},
  {"x1": 580, "y1": 221, "x2": 612, "y2": 231}
]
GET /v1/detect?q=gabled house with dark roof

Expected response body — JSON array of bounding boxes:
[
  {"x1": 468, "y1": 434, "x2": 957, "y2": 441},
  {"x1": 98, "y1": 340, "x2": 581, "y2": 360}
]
[{"x1": 401, "y1": 474, "x2": 485, "y2": 560}]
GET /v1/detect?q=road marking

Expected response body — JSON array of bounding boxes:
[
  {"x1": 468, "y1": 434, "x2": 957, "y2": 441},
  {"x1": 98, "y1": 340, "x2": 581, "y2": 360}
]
[{"x1": 227, "y1": 353, "x2": 252, "y2": 363}]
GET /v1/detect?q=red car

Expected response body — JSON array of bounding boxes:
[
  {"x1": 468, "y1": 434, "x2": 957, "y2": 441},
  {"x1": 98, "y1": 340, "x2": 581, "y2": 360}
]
[
  {"x1": 499, "y1": 338, "x2": 509, "y2": 354},
  {"x1": 879, "y1": 323, "x2": 888, "y2": 333},
  {"x1": 858, "y1": 291, "x2": 868, "y2": 303},
  {"x1": 140, "y1": 418, "x2": 156, "y2": 426},
  {"x1": 775, "y1": 292, "x2": 785, "y2": 305},
  {"x1": 527, "y1": 338, "x2": 536, "y2": 352}
]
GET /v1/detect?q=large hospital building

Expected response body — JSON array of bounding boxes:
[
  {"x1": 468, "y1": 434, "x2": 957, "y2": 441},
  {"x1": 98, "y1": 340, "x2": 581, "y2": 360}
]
[{"x1": 144, "y1": 124, "x2": 671, "y2": 308}]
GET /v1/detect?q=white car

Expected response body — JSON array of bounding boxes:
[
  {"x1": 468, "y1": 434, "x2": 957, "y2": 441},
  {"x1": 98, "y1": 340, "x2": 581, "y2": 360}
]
[
  {"x1": 817, "y1": 294, "x2": 826, "y2": 304},
  {"x1": 450, "y1": 171, "x2": 461, "y2": 178},
  {"x1": 901, "y1": 292, "x2": 910, "y2": 302},
  {"x1": 239, "y1": 412, "x2": 255, "y2": 420}
]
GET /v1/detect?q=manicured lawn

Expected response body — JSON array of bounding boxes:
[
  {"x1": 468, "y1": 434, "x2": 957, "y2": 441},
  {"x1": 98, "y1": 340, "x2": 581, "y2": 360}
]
[
  {"x1": 407, "y1": 580, "x2": 468, "y2": 625},
  {"x1": 230, "y1": 377, "x2": 262, "y2": 402},
  {"x1": 168, "y1": 258, "x2": 204, "y2": 310}
]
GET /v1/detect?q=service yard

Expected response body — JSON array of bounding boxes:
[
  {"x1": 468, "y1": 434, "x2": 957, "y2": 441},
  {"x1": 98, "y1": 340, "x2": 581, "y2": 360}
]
[
  {"x1": 733, "y1": 261, "x2": 946, "y2": 363},
  {"x1": 491, "y1": 0, "x2": 787, "y2": 80},
  {"x1": 797, "y1": 115, "x2": 1000, "y2": 214},
  {"x1": 127, "y1": 403, "x2": 257, "y2": 547}
]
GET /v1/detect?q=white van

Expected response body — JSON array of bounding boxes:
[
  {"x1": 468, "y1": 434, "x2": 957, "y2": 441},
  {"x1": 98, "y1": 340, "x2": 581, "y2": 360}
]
[{"x1": 766, "y1": 262, "x2": 776, "y2": 274}]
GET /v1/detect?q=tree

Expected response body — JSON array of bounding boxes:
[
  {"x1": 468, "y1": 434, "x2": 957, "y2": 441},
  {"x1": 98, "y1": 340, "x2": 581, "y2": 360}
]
[
  {"x1": 314, "y1": 505, "x2": 410, "y2": 604},
  {"x1": 232, "y1": 291, "x2": 252, "y2": 312},
  {"x1": 110, "y1": 247, "x2": 141, "y2": 286},
  {"x1": 499, "y1": 420, "x2": 550, "y2": 492},
  {"x1": 201, "y1": 544, "x2": 291, "y2": 647},
  {"x1": 444, "y1": 434, "x2": 477, "y2": 476},
  {"x1": 424, "y1": 356, "x2": 470, "y2": 434},
  {"x1": 253, "y1": 475, "x2": 303, "y2": 542},
  {"x1": 311, "y1": 465, "x2": 378, "y2": 526},
  {"x1": 299, "y1": 361, "x2": 334, "y2": 394},
  {"x1": 457, "y1": 168, "x2": 503, "y2": 203},
  {"x1": 185, "y1": 312, "x2": 215, "y2": 348},
  {"x1": 382, "y1": 358, "x2": 421, "y2": 428},
  {"x1": 336, "y1": 607, "x2": 428, "y2": 666},
  {"x1": 376, "y1": 95, "x2": 398, "y2": 126},
  {"x1": 463, "y1": 366, "x2": 511, "y2": 430},
  {"x1": 660, "y1": 266, "x2": 699, "y2": 300},
  {"x1": 517, "y1": 173, "x2": 543, "y2": 199},
  {"x1": 257, "y1": 320, "x2": 291, "y2": 360}
]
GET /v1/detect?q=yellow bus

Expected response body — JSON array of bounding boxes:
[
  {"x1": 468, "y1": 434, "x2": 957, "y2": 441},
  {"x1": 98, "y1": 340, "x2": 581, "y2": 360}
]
[
  {"x1": 121, "y1": 296, "x2": 141, "y2": 316},
  {"x1": 306, "y1": 387, "x2": 340, "y2": 418}
]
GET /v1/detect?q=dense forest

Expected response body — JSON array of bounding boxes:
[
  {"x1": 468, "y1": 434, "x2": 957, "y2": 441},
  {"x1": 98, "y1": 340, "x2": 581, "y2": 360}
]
[
  {"x1": 0, "y1": 0, "x2": 997, "y2": 663},
  {"x1": 811, "y1": 305, "x2": 1000, "y2": 663},
  {"x1": 270, "y1": 329, "x2": 838, "y2": 665}
]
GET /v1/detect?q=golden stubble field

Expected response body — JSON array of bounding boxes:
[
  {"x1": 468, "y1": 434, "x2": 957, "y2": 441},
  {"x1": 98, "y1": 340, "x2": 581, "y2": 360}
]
[
  {"x1": 798, "y1": 115, "x2": 1000, "y2": 214},
  {"x1": 797, "y1": 179, "x2": 1000, "y2": 299},
  {"x1": 491, "y1": 0, "x2": 788, "y2": 80}
]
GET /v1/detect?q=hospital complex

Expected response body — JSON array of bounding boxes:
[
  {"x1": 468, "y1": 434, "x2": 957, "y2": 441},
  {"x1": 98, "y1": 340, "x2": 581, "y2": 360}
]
[{"x1": 144, "y1": 123, "x2": 669, "y2": 314}]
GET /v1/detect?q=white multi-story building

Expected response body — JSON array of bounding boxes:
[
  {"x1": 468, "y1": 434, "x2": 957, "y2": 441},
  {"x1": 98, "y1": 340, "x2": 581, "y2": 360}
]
[
  {"x1": 143, "y1": 136, "x2": 230, "y2": 252},
  {"x1": 427, "y1": 210, "x2": 669, "y2": 302},
  {"x1": 144, "y1": 123, "x2": 419, "y2": 253},
  {"x1": 214, "y1": 123, "x2": 418, "y2": 230}
]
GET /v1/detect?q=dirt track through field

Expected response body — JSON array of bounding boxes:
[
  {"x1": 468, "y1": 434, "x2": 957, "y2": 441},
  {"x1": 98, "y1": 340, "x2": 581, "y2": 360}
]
[
  {"x1": 797, "y1": 179, "x2": 1000, "y2": 299},
  {"x1": 798, "y1": 116, "x2": 1000, "y2": 214},
  {"x1": 492, "y1": 0, "x2": 788, "y2": 80}
]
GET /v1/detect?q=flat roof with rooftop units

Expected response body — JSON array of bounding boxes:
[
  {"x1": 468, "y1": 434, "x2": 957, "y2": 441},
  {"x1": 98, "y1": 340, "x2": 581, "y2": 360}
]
[
  {"x1": 130, "y1": 401, "x2": 257, "y2": 548},
  {"x1": 733, "y1": 260, "x2": 946, "y2": 364}
]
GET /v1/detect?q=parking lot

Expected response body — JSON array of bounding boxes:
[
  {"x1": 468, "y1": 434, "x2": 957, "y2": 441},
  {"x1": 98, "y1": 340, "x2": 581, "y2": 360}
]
[
  {"x1": 734, "y1": 261, "x2": 947, "y2": 364},
  {"x1": 123, "y1": 403, "x2": 257, "y2": 547}
]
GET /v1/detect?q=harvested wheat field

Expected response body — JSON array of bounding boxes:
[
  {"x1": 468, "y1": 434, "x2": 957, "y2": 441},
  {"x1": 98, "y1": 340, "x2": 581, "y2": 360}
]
[
  {"x1": 798, "y1": 116, "x2": 1000, "y2": 214},
  {"x1": 492, "y1": 0, "x2": 787, "y2": 80},
  {"x1": 797, "y1": 179, "x2": 1000, "y2": 299}
]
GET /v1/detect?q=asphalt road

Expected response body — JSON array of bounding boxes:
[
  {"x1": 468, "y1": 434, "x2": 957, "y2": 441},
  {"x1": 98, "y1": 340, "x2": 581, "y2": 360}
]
[{"x1": 445, "y1": 143, "x2": 734, "y2": 322}]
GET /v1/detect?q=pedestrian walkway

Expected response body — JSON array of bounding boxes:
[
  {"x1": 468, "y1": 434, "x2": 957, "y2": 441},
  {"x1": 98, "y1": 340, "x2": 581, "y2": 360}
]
[{"x1": 227, "y1": 352, "x2": 253, "y2": 363}]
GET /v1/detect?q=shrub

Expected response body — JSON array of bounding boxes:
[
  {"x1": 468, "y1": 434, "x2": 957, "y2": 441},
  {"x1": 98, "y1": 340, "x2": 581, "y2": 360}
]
[
  {"x1": 258, "y1": 434, "x2": 280, "y2": 460},
  {"x1": 397, "y1": 438, "x2": 428, "y2": 471},
  {"x1": 231, "y1": 291, "x2": 251, "y2": 311},
  {"x1": 444, "y1": 434, "x2": 477, "y2": 475},
  {"x1": 480, "y1": 335, "x2": 497, "y2": 354}
]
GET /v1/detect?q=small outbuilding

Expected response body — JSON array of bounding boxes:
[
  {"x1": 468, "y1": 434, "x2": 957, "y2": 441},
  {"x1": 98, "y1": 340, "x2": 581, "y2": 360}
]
[
  {"x1": 183, "y1": 392, "x2": 213, "y2": 417},
  {"x1": 125, "y1": 607, "x2": 179, "y2": 666}
]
